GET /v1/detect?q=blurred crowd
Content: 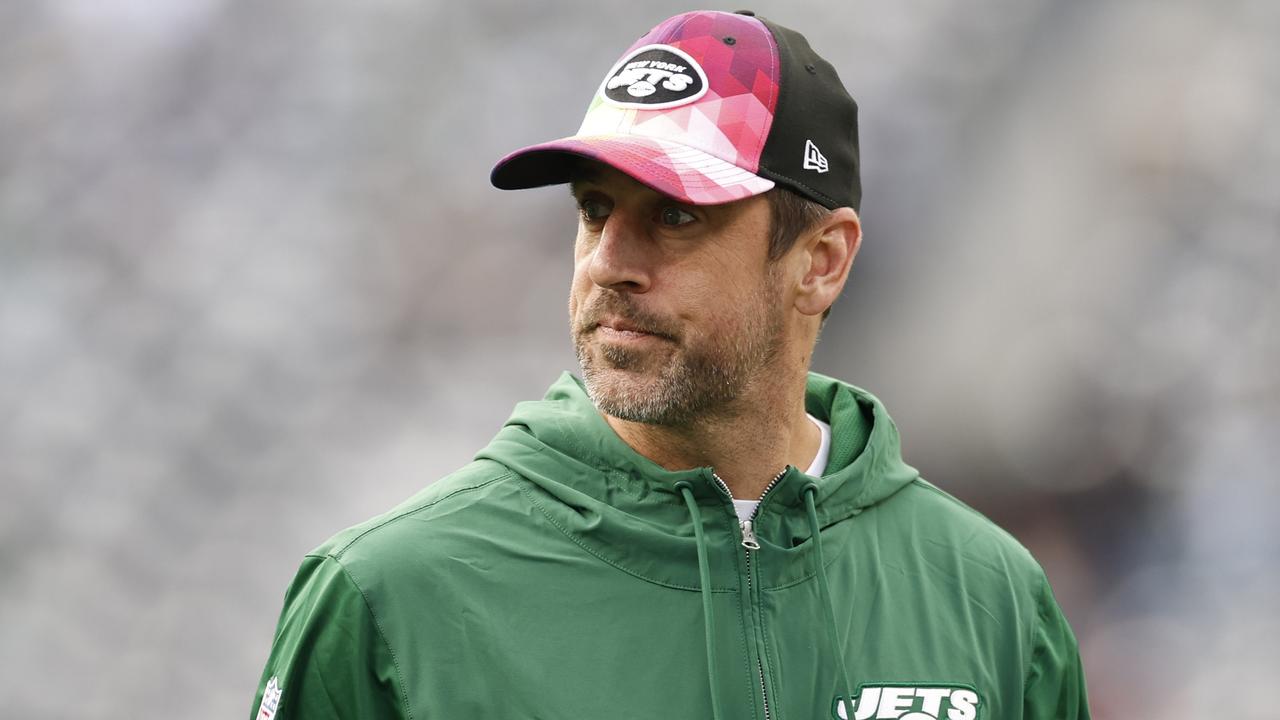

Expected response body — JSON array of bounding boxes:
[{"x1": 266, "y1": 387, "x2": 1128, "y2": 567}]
[{"x1": 1, "y1": 1, "x2": 1276, "y2": 717}]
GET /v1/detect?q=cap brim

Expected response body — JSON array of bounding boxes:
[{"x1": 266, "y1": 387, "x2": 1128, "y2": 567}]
[{"x1": 490, "y1": 135, "x2": 775, "y2": 206}]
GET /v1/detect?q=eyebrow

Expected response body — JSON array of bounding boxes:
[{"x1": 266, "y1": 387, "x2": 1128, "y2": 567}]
[{"x1": 566, "y1": 164, "x2": 694, "y2": 210}]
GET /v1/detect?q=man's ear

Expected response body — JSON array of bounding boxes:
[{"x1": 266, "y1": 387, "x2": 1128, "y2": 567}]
[{"x1": 793, "y1": 207, "x2": 862, "y2": 317}]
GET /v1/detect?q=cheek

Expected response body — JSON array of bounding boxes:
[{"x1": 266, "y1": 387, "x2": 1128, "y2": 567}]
[
  {"x1": 693, "y1": 271, "x2": 773, "y2": 331},
  {"x1": 568, "y1": 261, "x2": 593, "y2": 319},
  {"x1": 569, "y1": 236, "x2": 593, "y2": 292},
  {"x1": 686, "y1": 268, "x2": 747, "y2": 316}
]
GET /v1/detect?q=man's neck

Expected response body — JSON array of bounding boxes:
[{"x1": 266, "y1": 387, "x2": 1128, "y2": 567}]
[{"x1": 602, "y1": 374, "x2": 820, "y2": 500}]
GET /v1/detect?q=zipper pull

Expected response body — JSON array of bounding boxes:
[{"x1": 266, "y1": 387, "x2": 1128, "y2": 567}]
[{"x1": 740, "y1": 519, "x2": 761, "y2": 550}]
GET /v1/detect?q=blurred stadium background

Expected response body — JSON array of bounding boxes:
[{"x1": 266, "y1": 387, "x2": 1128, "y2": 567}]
[{"x1": 1, "y1": 0, "x2": 1276, "y2": 717}]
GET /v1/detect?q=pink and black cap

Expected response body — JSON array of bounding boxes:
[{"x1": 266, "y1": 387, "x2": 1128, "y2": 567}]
[{"x1": 490, "y1": 10, "x2": 861, "y2": 211}]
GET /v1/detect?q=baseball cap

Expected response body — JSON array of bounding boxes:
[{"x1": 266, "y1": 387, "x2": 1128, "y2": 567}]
[{"x1": 490, "y1": 10, "x2": 861, "y2": 211}]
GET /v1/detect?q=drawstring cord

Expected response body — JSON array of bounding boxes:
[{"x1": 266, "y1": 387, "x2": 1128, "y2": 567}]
[
  {"x1": 676, "y1": 480, "x2": 725, "y2": 720},
  {"x1": 676, "y1": 479, "x2": 852, "y2": 720},
  {"x1": 804, "y1": 483, "x2": 855, "y2": 720}
]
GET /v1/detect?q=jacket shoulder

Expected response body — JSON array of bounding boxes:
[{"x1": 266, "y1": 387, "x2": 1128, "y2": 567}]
[
  {"x1": 312, "y1": 457, "x2": 523, "y2": 567},
  {"x1": 252, "y1": 459, "x2": 531, "y2": 718},
  {"x1": 887, "y1": 476, "x2": 1047, "y2": 585}
]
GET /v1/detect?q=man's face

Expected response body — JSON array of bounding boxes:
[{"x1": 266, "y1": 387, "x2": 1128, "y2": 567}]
[{"x1": 568, "y1": 163, "x2": 786, "y2": 426}]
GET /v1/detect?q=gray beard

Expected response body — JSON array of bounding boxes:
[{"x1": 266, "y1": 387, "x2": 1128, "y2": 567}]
[{"x1": 574, "y1": 291, "x2": 783, "y2": 428}]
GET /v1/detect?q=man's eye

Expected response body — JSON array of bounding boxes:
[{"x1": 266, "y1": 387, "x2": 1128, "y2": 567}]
[
  {"x1": 658, "y1": 206, "x2": 696, "y2": 227},
  {"x1": 579, "y1": 199, "x2": 611, "y2": 222}
]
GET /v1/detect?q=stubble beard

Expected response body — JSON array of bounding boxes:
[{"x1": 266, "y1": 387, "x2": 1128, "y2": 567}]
[{"x1": 573, "y1": 275, "x2": 785, "y2": 427}]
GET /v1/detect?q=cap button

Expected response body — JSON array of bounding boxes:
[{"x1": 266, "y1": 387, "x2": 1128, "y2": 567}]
[{"x1": 734, "y1": 9, "x2": 756, "y2": 16}]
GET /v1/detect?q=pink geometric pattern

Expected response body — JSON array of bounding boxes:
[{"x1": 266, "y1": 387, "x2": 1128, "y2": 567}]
[
  {"x1": 525, "y1": 135, "x2": 774, "y2": 205},
  {"x1": 499, "y1": 11, "x2": 782, "y2": 205}
]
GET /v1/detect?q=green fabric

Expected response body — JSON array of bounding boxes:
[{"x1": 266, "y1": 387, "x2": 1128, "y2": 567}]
[
  {"x1": 677, "y1": 481, "x2": 725, "y2": 720},
  {"x1": 804, "y1": 484, "x2": 855, "y2": 720},
  {"x1": 254, "y1": 555, "x2": 408, "y2": 719},
  {"x1": 251, "y1": 372, "x2": 1090, "y2": 719}
]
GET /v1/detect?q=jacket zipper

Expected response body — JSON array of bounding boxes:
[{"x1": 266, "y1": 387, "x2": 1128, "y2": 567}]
[{"x1": 711, "y1": 467, "x2": 790, "y2": 720}]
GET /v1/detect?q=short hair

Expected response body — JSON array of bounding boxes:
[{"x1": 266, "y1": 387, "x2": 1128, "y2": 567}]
[
  {"x1": 764, "y1": 186, "x2": 831, "y2": 261},
  {"x1": 764, "y1": 186, "x2": 835, "y2": 320}
]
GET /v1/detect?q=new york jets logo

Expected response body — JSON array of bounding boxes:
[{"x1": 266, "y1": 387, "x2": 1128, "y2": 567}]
[
  {"x1": 833, "y1": 684, "x2": 981, "y2": 720},
  {"x1": 599, "y1": 44, "x2": 708, "y2": 109}
]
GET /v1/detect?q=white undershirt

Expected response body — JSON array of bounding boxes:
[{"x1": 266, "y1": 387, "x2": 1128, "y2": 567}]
[{"x1": 731, "y1": 414, "x2": 831, "y2": 522}]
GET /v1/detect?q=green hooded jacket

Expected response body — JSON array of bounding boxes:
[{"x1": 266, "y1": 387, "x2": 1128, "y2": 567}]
[{"x1": 251, "y1": 372, "x2": 1089, "y2": 719}]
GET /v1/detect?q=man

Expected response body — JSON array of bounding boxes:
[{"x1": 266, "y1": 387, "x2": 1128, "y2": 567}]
[{"x1": 251, "y1": 10, "x2": 1089, "y2": 720}]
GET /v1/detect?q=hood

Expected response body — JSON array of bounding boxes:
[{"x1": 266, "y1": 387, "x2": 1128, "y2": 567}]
[{"x1": 474, "y1": 372, "x2": 919, "y2": 590}]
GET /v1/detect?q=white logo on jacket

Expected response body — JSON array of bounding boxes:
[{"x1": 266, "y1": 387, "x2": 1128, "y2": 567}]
[
  {"x1": 256, "y1": 676, "x2": 283, "y2": 720},
  {"x1": 833, "y1": 684, "x2": 980, "y2": 720}
]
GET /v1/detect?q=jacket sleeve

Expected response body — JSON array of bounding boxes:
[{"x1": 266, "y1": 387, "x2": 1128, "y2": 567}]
[
  {"x1": 249, "y1": 554, "x2": 409, "y2": 720},
  {"x1": 1022, "y1": 575, "x2": 1090, "y2": 719}
]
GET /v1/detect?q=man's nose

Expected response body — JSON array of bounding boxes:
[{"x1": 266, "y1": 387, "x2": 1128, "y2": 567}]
[{"x1": 588, "y1": 211, "x2": 652, "y2": 293}]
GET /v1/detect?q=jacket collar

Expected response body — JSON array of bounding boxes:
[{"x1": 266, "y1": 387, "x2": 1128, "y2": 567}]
[{"x1": 475, "y1": 372, "x2": 918, "y2": 590}]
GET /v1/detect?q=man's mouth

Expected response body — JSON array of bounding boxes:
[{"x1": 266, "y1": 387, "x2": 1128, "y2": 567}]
[
  {"x1": 593, "y1": 316, "x2": 672, "y2": 342},
  {"x1": 599, "y1": 317, "x2": 646, "y2": 333}
]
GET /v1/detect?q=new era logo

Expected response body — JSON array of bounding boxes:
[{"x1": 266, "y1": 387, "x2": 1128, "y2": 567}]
[{"x1": 803, "y1": 139, "x2": 829, "y2": 173}]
